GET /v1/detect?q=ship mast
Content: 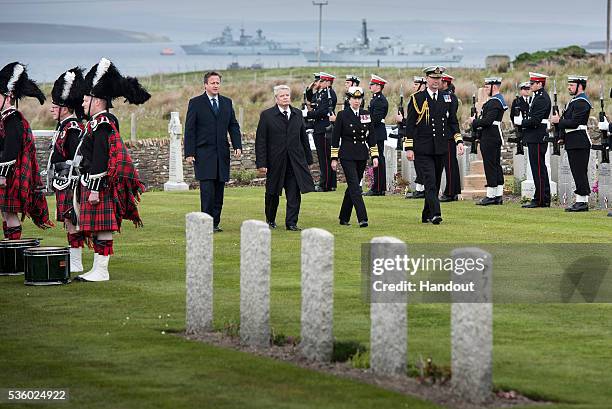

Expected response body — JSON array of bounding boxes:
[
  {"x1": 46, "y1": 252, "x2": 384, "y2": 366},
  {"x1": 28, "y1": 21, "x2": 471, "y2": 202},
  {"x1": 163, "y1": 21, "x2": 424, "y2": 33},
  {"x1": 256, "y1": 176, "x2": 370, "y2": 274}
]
[{"x1": 362, "y1": 19, "x2": 369, "y2": 48}]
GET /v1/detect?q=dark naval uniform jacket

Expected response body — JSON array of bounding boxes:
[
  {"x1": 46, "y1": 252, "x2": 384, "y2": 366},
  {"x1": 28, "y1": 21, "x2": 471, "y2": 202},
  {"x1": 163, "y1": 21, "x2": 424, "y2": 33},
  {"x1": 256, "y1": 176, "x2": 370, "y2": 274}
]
[
  {"x1": 306, "y1": 87, "x2": 337, "y2": 134},
  {"x1": 521, "y1": 89, "x2": 551, "y2": 144},
  {"x1": 557, "y1": 93, "x2": 592, "y2": 150},
  {"x1": 331, "y1": 107, "x2": 379, "y2": 161},
  {"x1": 510, "y1": 95, "x2": 531, "y2": 125},
  {"x1": 368, "y1": 92, "x2": 389, "y2": 142},
  {"x1": 444, "y1": 91, "x2": 461, "y2": 141},
  {"x1": 472, "y1": 94, "x2": 507, "y2": 143},
  {"x1": 402, "y1": 90, "x2": 462, "y2": 154}
]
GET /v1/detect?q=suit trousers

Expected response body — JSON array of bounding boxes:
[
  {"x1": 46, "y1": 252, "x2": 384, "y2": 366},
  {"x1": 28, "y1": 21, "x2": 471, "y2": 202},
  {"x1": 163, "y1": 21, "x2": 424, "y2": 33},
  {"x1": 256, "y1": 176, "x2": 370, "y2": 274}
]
[
  {"x1": 339, "y1": 159, "x2": 368, "y2": 223},
  {"x1": 265, "y1": 162, "x2": 301, "y2": 227},
  {"x1": 567, "y1": 148, "x2": 591, "y2": 196},
  {"x1": 314, "y1": 132, "x2": 337, "y2": 190},
  {"x1": 480, "y1": 139, "x2": 504, "y2": 188},
  {"x1": 414, "y1": 154, "x2": 444, "y2": 220},
  {"x1": 371, "y1": 140, "x2": 387, "y2": 192},
  {"x1": 199, "y1": 179, "x2": 225, "y2": 227},
  {"x1": 443, "y1": 140, "x2": 462, "y2": 196},
  {"x1": 527, "y1": 143, "x2": 551, "y2": 205}
]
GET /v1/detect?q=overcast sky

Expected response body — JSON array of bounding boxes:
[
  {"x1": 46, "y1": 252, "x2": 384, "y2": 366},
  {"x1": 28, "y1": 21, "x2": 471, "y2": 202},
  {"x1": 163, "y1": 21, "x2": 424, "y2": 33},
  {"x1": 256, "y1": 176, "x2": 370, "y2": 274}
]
[{"x1": 0, "y1": 0, "x2": 607, "y2": 25}]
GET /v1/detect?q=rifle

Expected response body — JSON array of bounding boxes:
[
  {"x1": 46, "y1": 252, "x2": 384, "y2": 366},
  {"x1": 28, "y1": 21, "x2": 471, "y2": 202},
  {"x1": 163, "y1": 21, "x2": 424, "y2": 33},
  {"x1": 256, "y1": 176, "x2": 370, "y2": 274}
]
[
  {"x1": 546, "y1": 79, "x2": 561, "y2": 156},
  {"x1": 592, "y1": 85, "x2": 610, "y2": 163},
  {"x1": 324, "y1": 87, "x2": 335, "y2": 140},
  {"x1": 302, "y1": 86, "x2": 308, "y2": 110},
  {"x1": 462, "y1": 93, "x2": 480, "y2": 154},
  {"x1": 508, "y1": 83, "x2": 524, "y2": 155},
  {"x1": 303, "y1": 85, "x2": 315, "y2": 130}
]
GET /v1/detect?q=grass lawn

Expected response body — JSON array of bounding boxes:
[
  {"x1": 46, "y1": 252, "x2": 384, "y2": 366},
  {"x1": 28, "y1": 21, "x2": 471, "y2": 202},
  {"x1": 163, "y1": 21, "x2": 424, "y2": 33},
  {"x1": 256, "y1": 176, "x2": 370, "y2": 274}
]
[{"x1": 1, "y1": 187, "x2": 611, "y2": 409}]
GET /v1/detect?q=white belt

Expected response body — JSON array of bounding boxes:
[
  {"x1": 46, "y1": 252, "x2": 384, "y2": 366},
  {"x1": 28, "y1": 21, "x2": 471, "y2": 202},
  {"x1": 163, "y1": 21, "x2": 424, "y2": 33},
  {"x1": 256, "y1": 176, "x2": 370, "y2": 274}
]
[
  {"x1": 541, "y1": 119, "x2": 550, "y2": 125},
  {"x1": 493, "y1": 121, "x2": 502, "y2": 126},
  {"x1": 565, "y1": 125, "x2": 588, "y2": 133},
  {"x1": 493, "y1": 121, "x2": 504, "y2": 144}
]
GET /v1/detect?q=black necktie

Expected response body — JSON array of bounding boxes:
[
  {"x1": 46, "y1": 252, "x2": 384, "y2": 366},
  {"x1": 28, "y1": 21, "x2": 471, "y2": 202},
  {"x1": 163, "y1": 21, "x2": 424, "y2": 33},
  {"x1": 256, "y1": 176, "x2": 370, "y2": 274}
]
[
  {"x1": 212, "y1": 98, "x2": 219, "y2": 114},
  {"x1": 283, "y1": 110, "x2": 288, "y2": 121},
  {"x1": 432, "y1": 92, "x2": 437, "y2": 101}
]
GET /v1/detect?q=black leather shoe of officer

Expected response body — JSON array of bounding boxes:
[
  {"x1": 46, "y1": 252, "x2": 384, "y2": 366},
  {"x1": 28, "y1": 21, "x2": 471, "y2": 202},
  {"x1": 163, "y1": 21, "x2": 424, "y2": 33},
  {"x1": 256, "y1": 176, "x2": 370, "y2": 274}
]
[
  {"x1": 339, "y1": 220, "x2": 351, "y2": 226},
  {"x1": 521, "y1": 201, "x2": 539, "y2": 208},
  {"x1": 330, "y1": 187, "x2": 337, "y2": 191},
  {"x1": 439, "y1": 194, "x2": 458, "y2": 202},
  {"x1": 286, "y1": 225, "x2": 302, "y2": 231},
  {"x1": 477, "y1": 197, "x2": 498, "y2": 206},
  {"x1": 362, "y1": 190, "x2": 378, "y2": 196},
  {"x1": 608, "y1": 211, "x2": 612, "y2": 217},
  {"x1": 358, "y1": 220, "x2": 368, "y2": 228},
  {"x1": 565, "y1": 202, "x2": 589, "y2": 212},
  {"x1": 411, "y1": 191, "x2": 426, "y2": 199},
  {"x1": 431, "y1": 216, "x2": 443, "y2": 225},
  {"x1": 495, "y1": 196, "x2": 503, "y2": 205},
  {"x1": 267, "y1": 221, "x2": 277, "y2": 229},
  {"x1": 213, "y1": 225, "x2": 223, "y2": 233},
  {"x1": 421, "y1": 218, "x2": 431, "y2": 224},
  {"x1": 314, "y1": 185, "x2": 324, "y2": 192}
]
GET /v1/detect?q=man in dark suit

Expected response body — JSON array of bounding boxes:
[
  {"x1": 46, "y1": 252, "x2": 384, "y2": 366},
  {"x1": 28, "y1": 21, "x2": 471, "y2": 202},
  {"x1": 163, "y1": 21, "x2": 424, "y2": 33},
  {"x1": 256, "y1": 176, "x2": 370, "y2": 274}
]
[
  {"x1": 515, "y1": 72, "x2": 551, "y2": 208},
  {"x1": 255, "y1": 85, "x2": 315, "y2": 231},
  {"x1": 185, "y1": 71, "x2": 242, "y2": 232},
  {"x1": 400, "y1": 66, "x2": 464, "y2": 225},
  {"x1": 363, "y1": 74, "x2": 389, "y2": 196}
]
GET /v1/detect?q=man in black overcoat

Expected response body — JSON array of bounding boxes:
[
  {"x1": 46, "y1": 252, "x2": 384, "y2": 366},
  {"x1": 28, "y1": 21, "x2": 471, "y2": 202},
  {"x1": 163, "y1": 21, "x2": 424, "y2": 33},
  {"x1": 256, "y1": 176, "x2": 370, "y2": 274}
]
[
  {"x1": 185, "y1": 71, "x2": 242, "y2": 232},
  {"x1": 256, "y1": 85, "x2": 315, "y2": 230}
]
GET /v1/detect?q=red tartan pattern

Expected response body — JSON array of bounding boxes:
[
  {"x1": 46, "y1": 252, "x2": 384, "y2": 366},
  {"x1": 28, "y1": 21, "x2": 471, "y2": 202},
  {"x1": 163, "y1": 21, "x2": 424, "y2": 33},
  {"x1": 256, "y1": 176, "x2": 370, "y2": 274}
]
[
  {"x1": 93, "y1": 238, "x2": 113, "y2": 256},
  {"x1": 54, "y1": 120, "x2": 83, "y2": 159},
  {"x1": 0, "y1": 111, "x2": 54, "y2": 228},
  {"x1": 84, "y1": 114, "x2": 145, "y2": 230},
  {"x1": 55, "y1": 189, "x2": 74, "y2": 221},
  {"x1": 67, "y1": 232, "x2": 84, "y2": 248},
  {"x1": 79, "y1": 185, "x2": 119, "y2": 233}
]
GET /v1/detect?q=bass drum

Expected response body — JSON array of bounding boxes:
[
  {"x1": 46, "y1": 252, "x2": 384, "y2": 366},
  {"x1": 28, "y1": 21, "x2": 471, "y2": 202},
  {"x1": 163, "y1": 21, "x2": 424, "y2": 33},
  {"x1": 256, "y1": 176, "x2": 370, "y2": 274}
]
[
  {"x1": 0, "y1": 238, "x2": 41, "y2": 276},
  {"x1": 24, "y1": 247, "x2": 70, "y2": 286}
]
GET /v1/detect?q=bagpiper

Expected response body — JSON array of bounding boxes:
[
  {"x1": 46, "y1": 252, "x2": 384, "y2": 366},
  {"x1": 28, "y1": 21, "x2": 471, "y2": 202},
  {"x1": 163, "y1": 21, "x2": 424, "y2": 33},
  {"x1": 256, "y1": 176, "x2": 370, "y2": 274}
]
[
  {"x1": 470, "y1": 77, "x2": 507, "y2": 206},
  {"x1": 551, "y1": 75, "x2": 592, "y2": 212},
  {"x1": 0, "y1": 62, "x2": 53, "y2": 239},
  {"x1": 75, "y1": 58, "x2": 149, "y2": 282},
  {"x1": 47, "y1": 67, "x2": 86, "y2": 272}
]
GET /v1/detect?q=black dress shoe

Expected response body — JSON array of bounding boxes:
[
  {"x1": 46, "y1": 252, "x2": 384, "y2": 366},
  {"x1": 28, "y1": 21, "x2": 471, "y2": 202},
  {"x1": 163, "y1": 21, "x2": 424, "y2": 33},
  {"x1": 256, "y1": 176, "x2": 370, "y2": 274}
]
[
  {"x1": 421, "y1": 218, "x2": 431, "y2": 224},
  {"x1": 565, "y1": 202, "x2": 589, "y2": 212},
  {"x1": 495, "y1": 196, "x2": 504, "y2": 205},
  {"x1": 431, "y1": 216, "x2": 443, "y2": 225},
  {"x1": 286, "y1": 225, "x2": 302, "y2": 231},
  {"x1": 608, "y1": 211, "x2": 612, "y2": 217},
  {"x1": 314, "y1": 185, "x2": 324, "y2": 192},
  {"x1": 362, "y1": 190, "x2": 378, "y2": 196},
  {"x1": 521, "y1": 201, "x2": 539, "y2": 208},
  {"x1": 358, "y1": 220, "x2": 368, "y2": 228},
  {"x1": 476, "y1": 197, "x2": 498, "y2": 206},
  {"x1": 330, "y1": 187, "x2": 337, "y2": 191},
  {"x1": 213, "y1": 226, "x2": 223, "y2": 232},
  {"x1": 267, "y1": 221, "x2": 277, "y2": 229},
  {"x1": 339, "y1": 220, "x2": 351, "y2": 226},
  {"x1": 410, "y1": 191, "x2": 425, "y2": 199},
  {"x1": 439, "y1": 194, "x2": 458, "y2": 202}
]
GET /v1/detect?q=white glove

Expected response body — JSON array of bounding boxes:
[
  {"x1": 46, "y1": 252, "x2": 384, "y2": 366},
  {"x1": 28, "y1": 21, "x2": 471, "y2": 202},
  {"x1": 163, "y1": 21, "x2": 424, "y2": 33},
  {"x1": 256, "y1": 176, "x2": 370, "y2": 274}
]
[
  {"x1": 302, "y1": 108, "x2": 308, "y2": 118},
  {"x1": 599, "y1": 118, "x2": 609, "y2": 131},
  {"x1": 513, "y1": 113, "x2": 523, "y2": 126}
]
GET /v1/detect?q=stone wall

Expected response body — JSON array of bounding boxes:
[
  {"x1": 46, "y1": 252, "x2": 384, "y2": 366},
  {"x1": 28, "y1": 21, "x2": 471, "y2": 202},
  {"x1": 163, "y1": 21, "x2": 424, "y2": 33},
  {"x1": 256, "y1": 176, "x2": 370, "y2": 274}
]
[{"x1": 33, "y1": 134, "x2": 347, "y2": 190}]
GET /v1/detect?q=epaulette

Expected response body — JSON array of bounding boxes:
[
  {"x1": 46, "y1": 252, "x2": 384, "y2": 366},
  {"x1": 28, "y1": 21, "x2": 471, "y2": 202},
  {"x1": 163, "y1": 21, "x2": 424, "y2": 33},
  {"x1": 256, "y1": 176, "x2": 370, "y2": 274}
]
[{"x1": 66, "y1": 120, "x2": 83, "y2": 132}]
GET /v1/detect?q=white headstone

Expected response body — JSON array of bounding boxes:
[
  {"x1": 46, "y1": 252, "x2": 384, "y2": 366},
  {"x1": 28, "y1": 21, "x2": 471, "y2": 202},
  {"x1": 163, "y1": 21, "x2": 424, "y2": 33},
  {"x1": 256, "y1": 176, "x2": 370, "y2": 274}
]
[
  {"x1": 597, "y1": 157, "x2": 612, "y2": 209},
  {"x1": 165, "y1": 111, "x2": 189, "y2": 191},
  {"x1": 384, "y1": 141, "x2": 397, "y2": 191},
  {"x1": 521, "y1": 144, "x2": 558, "y2": 198},
  {"x1": 185, "y1": 212, "x2": 214, "y2": 335}
]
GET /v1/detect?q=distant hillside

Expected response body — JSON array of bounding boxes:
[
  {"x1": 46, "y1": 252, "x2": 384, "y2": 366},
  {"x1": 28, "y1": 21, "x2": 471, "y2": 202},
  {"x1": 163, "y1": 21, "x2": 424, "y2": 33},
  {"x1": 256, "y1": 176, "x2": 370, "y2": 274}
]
[{"x1": 0, "y1": 22, "x2": 170, "y2": 44}]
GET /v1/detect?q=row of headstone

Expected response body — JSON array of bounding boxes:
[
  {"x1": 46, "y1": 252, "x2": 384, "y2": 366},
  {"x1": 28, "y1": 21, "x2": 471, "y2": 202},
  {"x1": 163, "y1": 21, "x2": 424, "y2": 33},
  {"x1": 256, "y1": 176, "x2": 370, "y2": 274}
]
[{"x1": 185, "y1": 215, "x2": 494, "y2": 404}]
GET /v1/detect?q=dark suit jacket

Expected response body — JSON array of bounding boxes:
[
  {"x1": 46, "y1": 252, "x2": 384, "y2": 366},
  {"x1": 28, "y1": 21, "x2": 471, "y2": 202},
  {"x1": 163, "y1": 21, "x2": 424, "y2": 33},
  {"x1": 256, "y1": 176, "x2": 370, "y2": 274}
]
[
  {"x1": 368, "y1": 92, "x2": 389, "y2": 142},
  {"x1": 255, "y1": 105, "x2": 315, "y2": 195},
  {"x1": 521, "y1": 89, "x2": 551, "y2": 144},
  {"x1": 184, "y1": 93, "x2": 242, "y2": 181}
]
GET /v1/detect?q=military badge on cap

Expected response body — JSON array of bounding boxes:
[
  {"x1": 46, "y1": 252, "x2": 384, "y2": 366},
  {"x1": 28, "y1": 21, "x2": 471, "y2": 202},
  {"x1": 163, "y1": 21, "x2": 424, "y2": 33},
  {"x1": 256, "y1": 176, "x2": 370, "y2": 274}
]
[
  {"x1": 345, "y1": 74, "x2": 361, "y2": 84},
  {"x1": 370, "y1": 74, "x2": 387, "y2": 85},
  {"x1": 413, "y1": 76, "x2": 427, "y2": 84},
  {"x1": 423, "y1": 65, "x2": 446, "y2": 78},
  {"x1": 529, "y1": 72, "x2": 549, "y2": 84},
  {"x1": 346, "y1": 86, "x2": 364, "y2": 98},
  {"x1": 313, "y1": 72, "x2": 321, "y2": 80}
]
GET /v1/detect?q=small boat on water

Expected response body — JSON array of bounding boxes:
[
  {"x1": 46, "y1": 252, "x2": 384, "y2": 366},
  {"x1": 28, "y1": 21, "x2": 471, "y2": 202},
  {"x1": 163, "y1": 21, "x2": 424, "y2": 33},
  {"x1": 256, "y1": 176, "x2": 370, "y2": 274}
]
[{"x1": 160, "y1": 48, "x2": 175, "y2": 56}]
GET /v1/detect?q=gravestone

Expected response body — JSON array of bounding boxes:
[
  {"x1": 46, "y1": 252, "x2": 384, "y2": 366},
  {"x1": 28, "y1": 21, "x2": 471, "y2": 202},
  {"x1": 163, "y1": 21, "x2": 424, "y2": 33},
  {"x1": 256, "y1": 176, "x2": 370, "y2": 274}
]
[
  {"x1": 520, "y1": 144, "x2": 558, "y2": 198},
  {"x1": 597, "y1": 156, "x2": 612, "y2": 209},
  {"x1": 164, "y1": 111, "x2": 189, "y2": 191},
  {"x1": 240, "y1": 220, "x2": 271, "y2": 347},
  {"x1": 300, "y1": 228, "x2": 334, "y2": 362},
  {"x1": 185, "y1": 212, "x2": 214, "y2": 335},
  {"x1": 384, "y1": 141, "x2": 397, "y2": 191}
]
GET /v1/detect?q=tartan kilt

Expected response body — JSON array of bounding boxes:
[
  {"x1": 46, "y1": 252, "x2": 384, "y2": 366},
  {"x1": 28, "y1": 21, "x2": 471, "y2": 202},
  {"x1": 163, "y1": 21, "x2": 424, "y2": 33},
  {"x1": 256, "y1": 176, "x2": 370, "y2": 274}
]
[
  {"x1": 79, "y1": 185, "x2": 119, "y2": 233},
  {"x1": 54, "y1": 188, "x2": 74, "y2": 222},
  {"x1": 0, "y1": 174, "x2": 22, "y2": 213}
]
